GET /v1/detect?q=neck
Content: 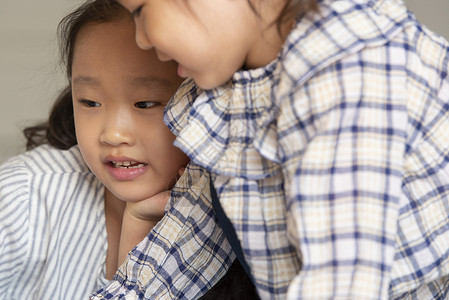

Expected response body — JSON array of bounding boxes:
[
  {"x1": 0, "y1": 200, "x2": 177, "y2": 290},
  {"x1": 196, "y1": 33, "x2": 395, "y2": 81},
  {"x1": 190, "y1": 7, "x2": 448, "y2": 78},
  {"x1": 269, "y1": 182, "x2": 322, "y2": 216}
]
[
  {"x1": 104, "y1": 188, "x2": 125, "y2": 279},
  {"x1": 245, "y1": 0, "x2": 295, "y2": 69}
]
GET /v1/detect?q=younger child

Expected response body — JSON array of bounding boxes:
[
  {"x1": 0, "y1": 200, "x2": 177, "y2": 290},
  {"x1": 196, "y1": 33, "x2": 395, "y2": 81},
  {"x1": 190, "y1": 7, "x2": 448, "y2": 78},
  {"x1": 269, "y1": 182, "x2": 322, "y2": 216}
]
[
  {"x1": 0, "y1": 0, "x2": 242, "y2": 299},
  {"x1": 115, "y1": 0, "x2": 449, "y2": 299}
]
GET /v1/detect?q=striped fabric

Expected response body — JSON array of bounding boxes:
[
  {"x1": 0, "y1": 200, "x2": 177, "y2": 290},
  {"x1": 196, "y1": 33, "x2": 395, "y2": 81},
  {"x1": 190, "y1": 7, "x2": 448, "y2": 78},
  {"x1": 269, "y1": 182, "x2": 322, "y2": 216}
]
[
  {"x1": 0, "y1": 145, "x2": 109, "y2": 299},
  {"x1": 162, "y1": 0, "x2": 449, "y2": 299}
]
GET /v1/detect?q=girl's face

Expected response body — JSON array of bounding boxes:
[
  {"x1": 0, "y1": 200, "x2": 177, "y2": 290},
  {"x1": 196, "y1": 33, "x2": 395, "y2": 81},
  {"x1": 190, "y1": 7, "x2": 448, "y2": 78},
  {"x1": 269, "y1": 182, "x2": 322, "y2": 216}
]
[
  {"x1": 117, "y1": 0, "x2": 263, "y2": 90},
  {"x1": 71, "y1": 18, "x2": 188, "y2": 203}
]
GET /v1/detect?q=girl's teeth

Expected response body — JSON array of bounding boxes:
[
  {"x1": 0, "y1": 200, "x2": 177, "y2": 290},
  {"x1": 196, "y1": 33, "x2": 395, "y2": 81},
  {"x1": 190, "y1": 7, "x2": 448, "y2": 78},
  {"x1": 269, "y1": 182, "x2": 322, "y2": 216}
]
[{"x1": 112, "y1": 161, "x2": 144, "y2": 168}]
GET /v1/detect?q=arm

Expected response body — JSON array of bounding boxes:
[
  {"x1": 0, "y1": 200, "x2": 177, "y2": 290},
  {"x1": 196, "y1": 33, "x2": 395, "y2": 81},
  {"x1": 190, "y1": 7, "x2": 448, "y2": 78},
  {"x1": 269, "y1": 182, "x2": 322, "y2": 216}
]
[
  {"x1": 118, "y1": 168, "x2": 186, "y2": 265},
  {"x1": 0, "y1": 158, "x2": 30, "y2": 294},
  {"x1": 286, "y1": 131, "x2": 402, "y2": 299},
  {"x1": 279, "y1": 73, "x2": 405, "y2": 299},
  {"x1": 91, "y1": 164, "x2": 234, "y2": 300}
]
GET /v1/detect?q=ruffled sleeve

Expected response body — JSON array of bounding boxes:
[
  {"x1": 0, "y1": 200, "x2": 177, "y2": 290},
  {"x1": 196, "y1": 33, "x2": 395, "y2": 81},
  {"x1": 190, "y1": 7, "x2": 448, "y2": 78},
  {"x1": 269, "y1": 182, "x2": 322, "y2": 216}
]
[{"x1": 165, "y1": 76, "x2": 282, "y2": 180}]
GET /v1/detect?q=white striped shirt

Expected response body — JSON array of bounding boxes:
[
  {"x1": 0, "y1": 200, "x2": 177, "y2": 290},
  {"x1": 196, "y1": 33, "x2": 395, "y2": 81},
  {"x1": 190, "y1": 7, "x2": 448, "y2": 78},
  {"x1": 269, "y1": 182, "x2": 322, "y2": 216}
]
[{"x1": 0, "y1": 144, "x2": 110, "y2": 299}]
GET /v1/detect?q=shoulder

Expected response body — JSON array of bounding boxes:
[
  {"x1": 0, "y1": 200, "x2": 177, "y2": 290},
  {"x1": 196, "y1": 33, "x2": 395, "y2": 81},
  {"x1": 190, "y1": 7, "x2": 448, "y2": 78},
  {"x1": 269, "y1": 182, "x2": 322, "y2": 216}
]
[
  {"x1": 0, "y1": 145, "x2": 104, "y2": 295},
  {"x1": 0, "y1": 144, "x2": 93, "y2": 206},
  {"x1": 19, "y1": 144, "x2": 90, "y2": 174}
]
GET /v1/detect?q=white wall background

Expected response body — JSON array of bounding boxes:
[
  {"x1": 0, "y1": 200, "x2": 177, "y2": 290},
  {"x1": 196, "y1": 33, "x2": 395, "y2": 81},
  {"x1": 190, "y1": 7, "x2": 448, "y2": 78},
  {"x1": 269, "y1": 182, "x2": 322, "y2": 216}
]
[
  {"x1": 1, "y1": 0, "x2": 449, "y2": 163},
  {"x1": 0, "y1": 0, "x2": 84, "y2": 163}
]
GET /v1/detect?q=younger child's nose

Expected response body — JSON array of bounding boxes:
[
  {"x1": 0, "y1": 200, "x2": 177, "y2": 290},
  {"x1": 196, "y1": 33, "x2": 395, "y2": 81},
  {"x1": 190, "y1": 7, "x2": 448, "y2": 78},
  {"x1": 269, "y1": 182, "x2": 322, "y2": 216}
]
[{"x1": 135, "y1": 22, "x2": 153, "y2": 50}]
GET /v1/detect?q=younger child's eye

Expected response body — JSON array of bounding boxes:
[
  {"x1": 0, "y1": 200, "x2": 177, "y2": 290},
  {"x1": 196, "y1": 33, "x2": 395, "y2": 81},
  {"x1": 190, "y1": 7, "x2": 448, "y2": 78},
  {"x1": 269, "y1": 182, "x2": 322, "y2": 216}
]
[
  {"x1": 79, "y1": 99, "x2": 100, "y2": 107},
  {"x1": 134, "y1": 101, "x2": 159, "y2": 109},
  {"x1": 132, "y1": 5, "x2": 143, "y2": 18}
]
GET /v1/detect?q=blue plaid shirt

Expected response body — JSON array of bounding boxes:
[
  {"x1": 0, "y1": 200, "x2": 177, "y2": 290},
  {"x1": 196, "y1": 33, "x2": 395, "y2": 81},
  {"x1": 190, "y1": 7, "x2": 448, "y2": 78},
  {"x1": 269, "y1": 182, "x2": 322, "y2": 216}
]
[{"x1": 164, "y1": 0, "x2": 449, "y2": 299}]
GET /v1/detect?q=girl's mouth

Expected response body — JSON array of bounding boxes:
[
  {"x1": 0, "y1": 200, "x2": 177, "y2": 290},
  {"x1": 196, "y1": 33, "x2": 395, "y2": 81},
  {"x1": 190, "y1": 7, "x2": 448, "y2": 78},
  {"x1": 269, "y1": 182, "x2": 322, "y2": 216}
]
[
  {"x1": 110, "y1": 160, "x2": 147, "y2": 169},
  {"x1": 106, "y1": 160, "x2": 148, "y2": 181}
]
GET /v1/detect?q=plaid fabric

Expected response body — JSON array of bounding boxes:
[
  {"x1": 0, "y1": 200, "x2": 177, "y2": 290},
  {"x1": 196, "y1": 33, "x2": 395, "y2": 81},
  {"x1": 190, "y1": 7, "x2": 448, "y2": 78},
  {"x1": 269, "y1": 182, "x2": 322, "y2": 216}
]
[
  {"x1": 91, "y1": 164, "x2": 234, "y2": 299},
  {"x1": 164, "y1": 0, "x2": 449, "y2": 299},
  {"x1": 165, "y1": 81, "x2": 301, "y2": 300}
]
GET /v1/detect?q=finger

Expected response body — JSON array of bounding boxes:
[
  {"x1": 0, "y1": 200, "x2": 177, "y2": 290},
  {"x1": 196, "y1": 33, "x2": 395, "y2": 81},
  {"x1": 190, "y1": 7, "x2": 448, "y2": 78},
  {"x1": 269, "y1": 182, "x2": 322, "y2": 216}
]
[{"x1": 178, "y1": 167, "x2": 185, "y2": 177}]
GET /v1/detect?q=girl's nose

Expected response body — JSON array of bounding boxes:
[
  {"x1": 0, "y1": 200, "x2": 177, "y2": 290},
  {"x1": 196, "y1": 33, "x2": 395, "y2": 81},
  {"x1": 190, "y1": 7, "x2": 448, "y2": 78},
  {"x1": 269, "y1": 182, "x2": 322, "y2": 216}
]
[
  {"x1": 135, "y1": 21, "x2": 153, "y2": 50},
  {"x1": 99, "y1": 114, "x2": 135, "y2": 147}
]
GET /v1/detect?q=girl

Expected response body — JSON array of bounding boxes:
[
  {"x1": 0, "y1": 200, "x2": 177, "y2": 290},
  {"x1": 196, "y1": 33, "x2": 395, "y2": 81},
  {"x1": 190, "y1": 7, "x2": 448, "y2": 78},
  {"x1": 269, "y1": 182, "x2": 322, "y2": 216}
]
[
  {"x1": 1, "y1": 0, "x2": 250, "y2": 299},
  {"x1": 115, "y1": 0, "x2": 449, "y2": 299}
]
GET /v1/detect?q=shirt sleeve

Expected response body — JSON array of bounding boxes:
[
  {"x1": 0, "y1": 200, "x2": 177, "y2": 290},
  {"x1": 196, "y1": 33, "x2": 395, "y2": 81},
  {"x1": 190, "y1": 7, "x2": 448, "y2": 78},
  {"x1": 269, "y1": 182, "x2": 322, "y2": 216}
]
[
  {"x1": 279, "y1": 62, "x2": 406, "y2": 299},
  {"x1": 91, "y1": 163, "x2": 234, "y2": 299},
  {"x1": 0, "y1": 157, "x2": 30, "y2": 296}
]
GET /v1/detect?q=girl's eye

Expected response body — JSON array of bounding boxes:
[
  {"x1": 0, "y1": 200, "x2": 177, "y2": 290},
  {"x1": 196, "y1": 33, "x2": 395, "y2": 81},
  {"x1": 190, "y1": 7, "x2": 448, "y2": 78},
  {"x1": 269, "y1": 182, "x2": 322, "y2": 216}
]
[
  {"x1": 79, "y1": 99, "x2": 100, "y2": 107},
  {"x1": 135, "y1": 101, "x2": 159, "y2": 109},
  {"x1": 132, "y1": 5, "x2": 143, "y2": 18}
]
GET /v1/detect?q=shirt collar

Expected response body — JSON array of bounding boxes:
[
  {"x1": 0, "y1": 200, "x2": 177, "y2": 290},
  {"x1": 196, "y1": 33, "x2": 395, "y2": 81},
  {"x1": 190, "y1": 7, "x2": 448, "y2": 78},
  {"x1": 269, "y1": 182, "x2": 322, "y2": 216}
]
[{"x1": 233, "y1": 0, "x2": 410, "y2": 104}]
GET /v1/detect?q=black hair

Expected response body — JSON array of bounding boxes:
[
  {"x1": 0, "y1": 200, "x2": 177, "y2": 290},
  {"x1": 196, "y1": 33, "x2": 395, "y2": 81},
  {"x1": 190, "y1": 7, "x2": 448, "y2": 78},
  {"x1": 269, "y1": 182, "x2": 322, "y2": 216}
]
[
  {"x1": 276, "y1": 0, "x2": 318, "y2": 26},
  {"x1": 247, "y1": 0, "x2": 319, "y2": 34},
  {"x1": 23, "y1": 86, "x2": 75, "y2": 150}
]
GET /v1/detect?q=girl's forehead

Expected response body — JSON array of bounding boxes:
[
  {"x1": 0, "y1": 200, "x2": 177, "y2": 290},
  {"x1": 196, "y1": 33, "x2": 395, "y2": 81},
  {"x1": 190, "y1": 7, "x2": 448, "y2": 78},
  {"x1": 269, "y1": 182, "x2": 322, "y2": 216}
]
[{"x1": 71, "y1": 21, "x2": 181, "y2": 92}]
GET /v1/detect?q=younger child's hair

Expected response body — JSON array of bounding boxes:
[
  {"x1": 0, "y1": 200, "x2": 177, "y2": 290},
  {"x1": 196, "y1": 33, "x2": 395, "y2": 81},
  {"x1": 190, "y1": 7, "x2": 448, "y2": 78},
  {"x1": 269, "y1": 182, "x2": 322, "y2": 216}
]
[
  {"x1": 23, "y1": 0, "x2": 127, "y2": 151},
  {"x1": 276, "y1": 0, "x2": 318, "y2": 25},
  {"x1": 247, "y1": 0, "x2": 318, "y2": 33}
]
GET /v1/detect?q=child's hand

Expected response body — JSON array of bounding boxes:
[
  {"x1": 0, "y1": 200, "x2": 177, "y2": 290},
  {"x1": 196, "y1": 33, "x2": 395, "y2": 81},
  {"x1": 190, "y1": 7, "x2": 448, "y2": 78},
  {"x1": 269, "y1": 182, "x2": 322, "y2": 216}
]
[
  {"x1": 124, "y1": 166, "x2": 185, "y2": 222},
  {"x1": 119, "y1": 190, "x2": 170, "y2": 267},
  {"x1": 118, "y1": 166, "x2": 186, "y2": 266},
  {"x1": 125, "y1": 190, "x2": 170, "y2": 222}
]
